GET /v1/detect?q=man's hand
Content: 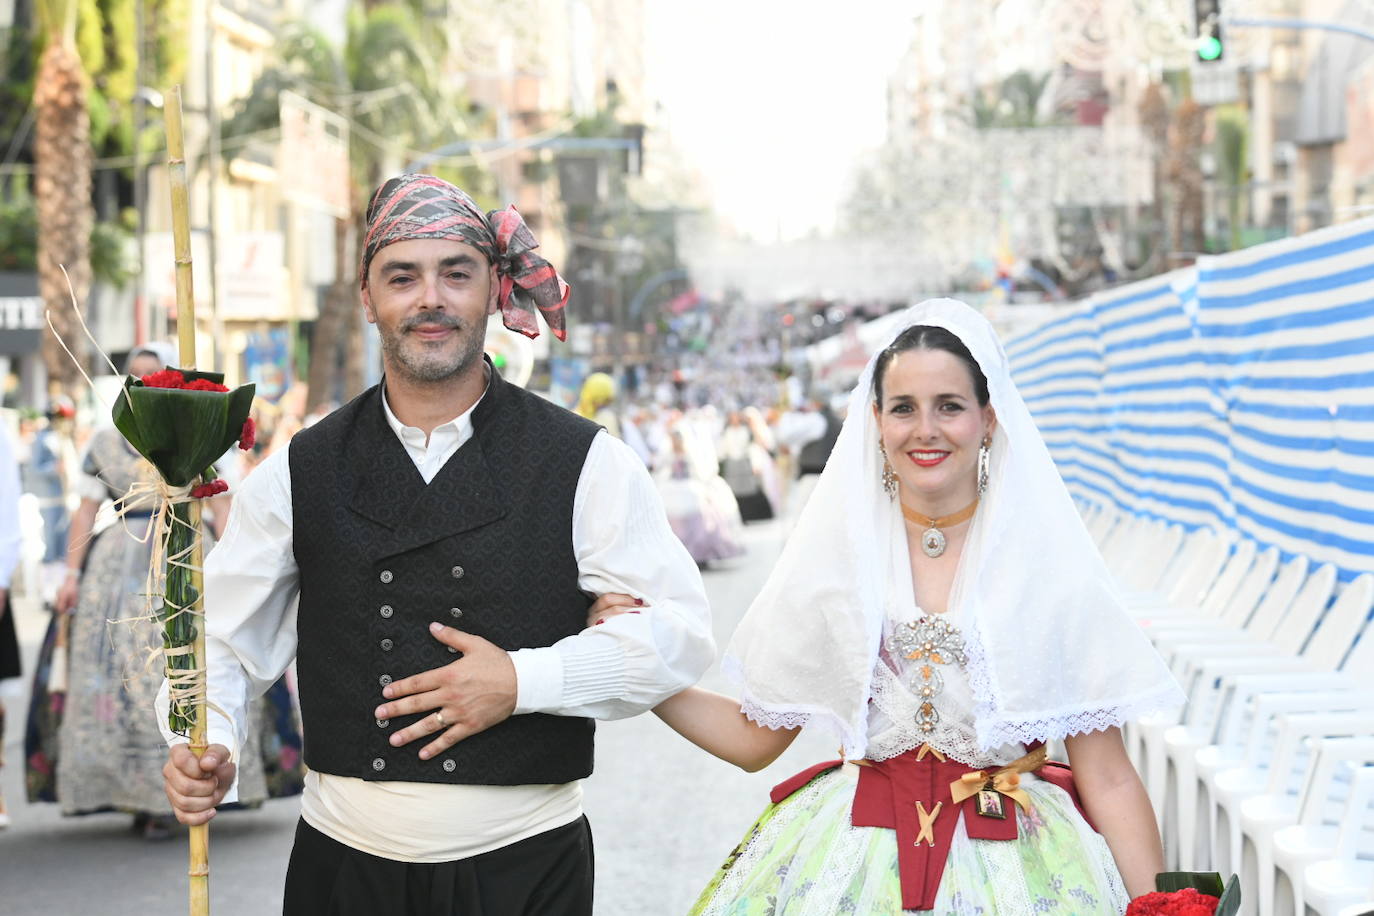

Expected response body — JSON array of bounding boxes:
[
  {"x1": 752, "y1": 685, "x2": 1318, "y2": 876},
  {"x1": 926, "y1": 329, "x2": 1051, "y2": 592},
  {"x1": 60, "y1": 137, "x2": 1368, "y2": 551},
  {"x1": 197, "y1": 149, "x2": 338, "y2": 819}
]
[
  {"x1": 163, "y1": 743, "x2": 236, "y2": 825},
  {"x1": 373, "y1": 623, "x2": 517, "y2": 761}
]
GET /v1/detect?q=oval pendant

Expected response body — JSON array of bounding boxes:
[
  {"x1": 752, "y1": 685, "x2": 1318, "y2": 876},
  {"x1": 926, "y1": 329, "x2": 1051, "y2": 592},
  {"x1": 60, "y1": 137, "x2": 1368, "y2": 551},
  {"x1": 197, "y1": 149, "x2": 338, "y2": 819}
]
[{"x1": 921, "y1": 527, "x2": 946, "y2": 558}]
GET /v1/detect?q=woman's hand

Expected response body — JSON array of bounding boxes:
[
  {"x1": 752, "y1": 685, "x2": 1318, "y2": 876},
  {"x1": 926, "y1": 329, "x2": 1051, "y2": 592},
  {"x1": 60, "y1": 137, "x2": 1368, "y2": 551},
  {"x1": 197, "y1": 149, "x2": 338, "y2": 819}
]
[
  {"x1": 53, "y1": 574, "x2": 79, "y2": 615},
  {"x1": 586, "y1": 592, "x2": 645, "y2": 629},
  {"x1": 1065, "y1": 726, "x2": 1163, "y2": 898}
]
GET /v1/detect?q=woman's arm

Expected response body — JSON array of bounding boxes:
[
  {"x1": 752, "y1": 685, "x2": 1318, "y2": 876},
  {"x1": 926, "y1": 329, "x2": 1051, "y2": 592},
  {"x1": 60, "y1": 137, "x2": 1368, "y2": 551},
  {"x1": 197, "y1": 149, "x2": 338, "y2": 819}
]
[
  {"x1": 1065, "y1": 726, "x2": 1163, "y2": 898},
  {"x1": 654, "y1": 687, "x2": 799, "y2": 772},
  {"x1": 53, "y1": 497, "x2": 101, "y2": 614},
  {"x1": 587, "y1": 592, "x2": 799, "y2": 772}
]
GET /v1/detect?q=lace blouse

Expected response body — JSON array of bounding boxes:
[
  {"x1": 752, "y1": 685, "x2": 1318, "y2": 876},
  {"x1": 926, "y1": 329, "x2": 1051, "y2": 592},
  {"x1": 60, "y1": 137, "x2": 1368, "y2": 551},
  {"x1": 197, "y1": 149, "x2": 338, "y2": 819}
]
[{"x1": 866, "y1": 608, "x2": 1026, "y2": 768}]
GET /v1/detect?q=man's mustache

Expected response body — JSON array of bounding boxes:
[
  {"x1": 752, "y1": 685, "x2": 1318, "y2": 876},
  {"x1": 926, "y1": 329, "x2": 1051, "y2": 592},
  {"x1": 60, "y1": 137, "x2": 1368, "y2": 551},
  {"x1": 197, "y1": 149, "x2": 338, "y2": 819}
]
[{"x1": 401, "y1": 314, "x2": 463, "y2": 333}]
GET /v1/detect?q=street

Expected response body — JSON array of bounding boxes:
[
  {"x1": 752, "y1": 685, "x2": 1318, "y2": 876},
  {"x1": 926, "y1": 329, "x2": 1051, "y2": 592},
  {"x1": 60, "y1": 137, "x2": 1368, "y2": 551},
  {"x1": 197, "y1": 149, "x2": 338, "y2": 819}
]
[{"x1": 0, "y1": 481, "x2": 834, "y2": 916}]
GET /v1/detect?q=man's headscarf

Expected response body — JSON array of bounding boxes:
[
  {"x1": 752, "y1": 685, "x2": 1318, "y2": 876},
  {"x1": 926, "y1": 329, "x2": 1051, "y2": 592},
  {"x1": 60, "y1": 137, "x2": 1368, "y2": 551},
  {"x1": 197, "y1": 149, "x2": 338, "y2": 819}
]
[{"x1": 360, "y1": 174, "x2": 569, "y2": 341}]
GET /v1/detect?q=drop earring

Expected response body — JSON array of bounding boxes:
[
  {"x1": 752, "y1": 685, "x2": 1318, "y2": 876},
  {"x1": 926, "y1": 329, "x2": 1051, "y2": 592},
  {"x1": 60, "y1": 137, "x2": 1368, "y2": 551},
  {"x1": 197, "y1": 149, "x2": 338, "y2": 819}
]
[
  {"x1": 879, "y1": 443, "x2": 898, "y2": 500},
  {"x1": 978, "y1": 437, "x2": 991, "y2": 496}
]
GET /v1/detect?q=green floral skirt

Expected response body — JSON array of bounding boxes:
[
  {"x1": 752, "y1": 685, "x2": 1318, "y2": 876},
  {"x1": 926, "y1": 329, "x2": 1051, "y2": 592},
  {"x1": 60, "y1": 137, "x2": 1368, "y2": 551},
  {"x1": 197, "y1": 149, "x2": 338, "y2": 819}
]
[{"x1": 690, "y1": 763, "x2": 1128, "y2": 916}]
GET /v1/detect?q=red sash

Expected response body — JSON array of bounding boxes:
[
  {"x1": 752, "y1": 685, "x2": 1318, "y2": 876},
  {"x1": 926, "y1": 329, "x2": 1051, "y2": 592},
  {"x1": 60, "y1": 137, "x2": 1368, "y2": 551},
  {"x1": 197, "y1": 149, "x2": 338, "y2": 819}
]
[{"x1": 769, "y1": 745, "x2": 1095, "y2": 911}]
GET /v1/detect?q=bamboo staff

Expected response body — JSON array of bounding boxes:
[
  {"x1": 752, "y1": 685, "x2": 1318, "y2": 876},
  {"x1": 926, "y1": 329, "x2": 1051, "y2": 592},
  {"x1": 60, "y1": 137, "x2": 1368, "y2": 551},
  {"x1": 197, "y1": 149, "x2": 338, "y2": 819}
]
[{"x1": 164, "y1": 84, "x2": 211, "y2": 916}]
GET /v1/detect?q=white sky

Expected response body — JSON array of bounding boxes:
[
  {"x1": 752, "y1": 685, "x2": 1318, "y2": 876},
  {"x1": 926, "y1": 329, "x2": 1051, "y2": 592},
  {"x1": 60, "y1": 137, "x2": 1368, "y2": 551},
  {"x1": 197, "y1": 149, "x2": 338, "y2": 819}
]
[{"x1": 644, "y1": 1, "x2": 918, "y2": 241}]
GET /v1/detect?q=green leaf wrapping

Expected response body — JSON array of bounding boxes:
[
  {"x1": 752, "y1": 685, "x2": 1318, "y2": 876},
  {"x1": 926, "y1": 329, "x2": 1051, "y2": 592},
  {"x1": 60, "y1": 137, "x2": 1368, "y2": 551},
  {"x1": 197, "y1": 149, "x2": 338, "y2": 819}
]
[
  {"x1": 109, "y1": 367, "x2": 256, "y2": 733},
  {"x1": 111, "y1": 369, "x2": 255, "y2": 487},
  {"x1": 163, "y1": 500, "x2": 199, "y2": 735},
  {"x1": 1154, "y1": 872, "x2": 1240, "y2": 916}
]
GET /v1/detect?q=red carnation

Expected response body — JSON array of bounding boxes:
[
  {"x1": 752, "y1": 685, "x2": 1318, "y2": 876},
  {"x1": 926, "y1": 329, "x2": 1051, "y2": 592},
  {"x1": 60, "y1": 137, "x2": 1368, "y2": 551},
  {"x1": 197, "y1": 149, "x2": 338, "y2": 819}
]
[
  {"x1": 141, "y1": 369, "x2": 186, "y2": 389},
  {"x1": 238, "y1": 417, "x2": 256, "y2": 451},
  {"x1": 1127, "y1": 889, "x2": 1220, "y2": 916},
  {"x1": 183, "y1": 378, "x2": 230, "y2": 392},
  {"x1": 190, "y1": 479, "x2": 230, "y2": 499}
]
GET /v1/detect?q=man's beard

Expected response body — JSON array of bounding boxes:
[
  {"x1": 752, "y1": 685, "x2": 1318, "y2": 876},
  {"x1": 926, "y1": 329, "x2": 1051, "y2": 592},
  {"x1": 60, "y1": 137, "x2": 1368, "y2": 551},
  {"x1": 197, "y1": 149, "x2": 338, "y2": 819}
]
[{"x1": 380, "y1": 313, "x2": 486, "y2": 383}]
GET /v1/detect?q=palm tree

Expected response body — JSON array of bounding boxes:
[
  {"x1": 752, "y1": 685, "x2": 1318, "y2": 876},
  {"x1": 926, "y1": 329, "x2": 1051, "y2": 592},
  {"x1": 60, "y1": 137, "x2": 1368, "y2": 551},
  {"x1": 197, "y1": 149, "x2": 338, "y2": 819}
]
[{"x1": 33, "y1": 0, "x2": 94, "y2": 399}]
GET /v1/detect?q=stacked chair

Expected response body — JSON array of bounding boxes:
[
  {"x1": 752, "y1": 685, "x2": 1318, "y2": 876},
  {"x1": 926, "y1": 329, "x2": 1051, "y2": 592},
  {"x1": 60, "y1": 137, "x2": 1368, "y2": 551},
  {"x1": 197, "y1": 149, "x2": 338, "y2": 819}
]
[{"x1": 1083, "y1": 504, "x2": 1374, "y2": 916}]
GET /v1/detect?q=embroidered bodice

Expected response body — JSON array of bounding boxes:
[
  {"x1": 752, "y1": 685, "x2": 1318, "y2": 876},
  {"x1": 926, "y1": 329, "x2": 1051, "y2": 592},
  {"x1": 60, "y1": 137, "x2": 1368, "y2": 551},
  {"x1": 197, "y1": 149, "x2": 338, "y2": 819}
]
[{"x1": 866, "y1": 611, "x2": 1026, "y2": 768}]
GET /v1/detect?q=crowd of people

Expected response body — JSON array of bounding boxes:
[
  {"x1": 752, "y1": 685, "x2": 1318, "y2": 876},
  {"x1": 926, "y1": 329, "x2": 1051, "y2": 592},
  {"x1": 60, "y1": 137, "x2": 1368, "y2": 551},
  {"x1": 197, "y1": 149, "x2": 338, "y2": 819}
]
[{"x1": 571, "y1": 370, "x2": 845, "y2": 566}]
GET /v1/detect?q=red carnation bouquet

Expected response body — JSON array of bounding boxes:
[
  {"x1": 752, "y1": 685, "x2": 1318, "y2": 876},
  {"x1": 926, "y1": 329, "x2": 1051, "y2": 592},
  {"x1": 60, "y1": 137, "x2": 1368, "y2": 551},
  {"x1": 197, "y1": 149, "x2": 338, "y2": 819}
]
[
  {"x1": 1127, "y1": 872, "x2": 1240, "y2": 916},
  {"x1": 113, "y1": 365, "x2": 255, "y2": 735}
]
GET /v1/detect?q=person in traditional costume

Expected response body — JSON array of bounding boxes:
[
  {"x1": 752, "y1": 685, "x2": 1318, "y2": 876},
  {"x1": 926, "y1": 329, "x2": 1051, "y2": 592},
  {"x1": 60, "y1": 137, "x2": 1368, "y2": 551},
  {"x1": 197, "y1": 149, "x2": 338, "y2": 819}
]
[
  {"x1": 590, "y1": 299, "x2": 1184, "y2": 914},
  {"x1": 0, "y1": 421, "x2": 22, "y2": 830},
  {"x1": 37, "y1": 343, "x2": 303, "y2": 839},
  {"x1": 574, "y1": 371, "x2": 622, "y2": 439},
  {"x1": 657, "y1": 413, "x2": 747, "y2": 565},
  {"x1": 161, "y1": 173, "x2": 714, "y2": 915}
]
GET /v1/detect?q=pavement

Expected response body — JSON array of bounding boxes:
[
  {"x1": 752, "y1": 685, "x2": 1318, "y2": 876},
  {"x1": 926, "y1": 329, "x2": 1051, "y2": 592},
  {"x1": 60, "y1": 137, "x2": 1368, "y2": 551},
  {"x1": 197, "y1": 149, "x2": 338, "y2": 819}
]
[{"x1": 0, "y1": 477, "x2": 833, "y2": 915}]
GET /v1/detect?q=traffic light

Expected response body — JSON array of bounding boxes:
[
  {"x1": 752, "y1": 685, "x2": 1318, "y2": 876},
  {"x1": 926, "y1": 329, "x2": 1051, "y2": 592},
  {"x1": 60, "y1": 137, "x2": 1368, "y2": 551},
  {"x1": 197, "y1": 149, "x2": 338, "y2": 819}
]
[{"x1": 1194, "y1": 0, "x2": 1224, "y2": 62}]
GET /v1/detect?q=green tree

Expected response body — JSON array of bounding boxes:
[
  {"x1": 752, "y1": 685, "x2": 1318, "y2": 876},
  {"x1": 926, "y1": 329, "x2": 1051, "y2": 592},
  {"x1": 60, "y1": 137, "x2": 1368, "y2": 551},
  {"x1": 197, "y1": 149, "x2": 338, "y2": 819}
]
[
  {"x1": 220, "y1": 8, "x2": 481, "y2": 409},
  {"x1": 1214, "y1": 104, "x2": 1249, "y2": 251},
  {"x1": 968, "y1": 70, "x2": 1056, "y2": 129}
]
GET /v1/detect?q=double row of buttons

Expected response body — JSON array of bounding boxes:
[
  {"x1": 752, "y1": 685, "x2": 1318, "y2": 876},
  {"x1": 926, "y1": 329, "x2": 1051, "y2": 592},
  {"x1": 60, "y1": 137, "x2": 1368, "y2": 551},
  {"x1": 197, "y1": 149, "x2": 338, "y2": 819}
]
[
  {"x1": 370, "y1": 757, "x2": 459, "y2": 773},
  {"x1": 378, "y1": 565, "x2": 466, "y2": 585},
  {"x1": 370, "y1": 564, "x2": 469, "y2": 776}
]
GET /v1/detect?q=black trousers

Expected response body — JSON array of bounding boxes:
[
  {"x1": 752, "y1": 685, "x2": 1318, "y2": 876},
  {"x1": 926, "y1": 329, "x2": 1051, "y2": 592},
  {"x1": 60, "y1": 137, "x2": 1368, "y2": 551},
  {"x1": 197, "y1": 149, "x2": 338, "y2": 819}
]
[{"x1": 282, "y1": 816, "x2": 594, "y2": 916}]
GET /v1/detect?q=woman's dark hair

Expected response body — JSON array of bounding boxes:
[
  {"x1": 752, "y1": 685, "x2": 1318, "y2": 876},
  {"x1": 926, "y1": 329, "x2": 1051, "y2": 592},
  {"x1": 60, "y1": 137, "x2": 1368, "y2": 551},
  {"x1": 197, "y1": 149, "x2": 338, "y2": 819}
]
[{"x1": 872, "y1": 325, "x2": 990, "y2": 407}]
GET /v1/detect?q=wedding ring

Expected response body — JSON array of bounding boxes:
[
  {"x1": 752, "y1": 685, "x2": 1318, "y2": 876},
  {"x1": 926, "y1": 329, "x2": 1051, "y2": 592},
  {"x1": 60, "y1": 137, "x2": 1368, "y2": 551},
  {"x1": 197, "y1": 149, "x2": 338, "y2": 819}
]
[{"x1": 434, "y1": 711, "x2": 447, "y2": 728}]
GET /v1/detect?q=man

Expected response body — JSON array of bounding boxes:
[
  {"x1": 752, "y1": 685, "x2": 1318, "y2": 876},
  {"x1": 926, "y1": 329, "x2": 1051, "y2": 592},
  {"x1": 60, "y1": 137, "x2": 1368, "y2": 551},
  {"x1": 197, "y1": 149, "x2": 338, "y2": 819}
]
[{"x1": 162, "y1": 175, "x2": 715, "y2": 914}]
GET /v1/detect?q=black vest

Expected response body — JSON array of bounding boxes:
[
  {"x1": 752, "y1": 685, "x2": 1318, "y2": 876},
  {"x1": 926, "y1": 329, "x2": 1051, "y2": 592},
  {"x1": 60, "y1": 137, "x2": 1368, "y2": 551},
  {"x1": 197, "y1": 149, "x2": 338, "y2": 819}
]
[{"x1": 289, "y1": 368, "x2": 601, "y2": 785}]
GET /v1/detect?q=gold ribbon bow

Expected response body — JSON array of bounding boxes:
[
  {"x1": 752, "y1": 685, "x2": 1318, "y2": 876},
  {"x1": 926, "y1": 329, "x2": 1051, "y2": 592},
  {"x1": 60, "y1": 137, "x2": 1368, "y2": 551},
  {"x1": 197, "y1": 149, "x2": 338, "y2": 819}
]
[{"x1": 948, "y1": 744, "x2": 1047, "y2": 814}]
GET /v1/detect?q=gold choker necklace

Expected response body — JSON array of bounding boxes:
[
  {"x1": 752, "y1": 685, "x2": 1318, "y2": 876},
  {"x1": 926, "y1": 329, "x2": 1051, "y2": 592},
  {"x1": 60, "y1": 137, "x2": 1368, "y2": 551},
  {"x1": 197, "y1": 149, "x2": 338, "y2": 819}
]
[{"x1": 901, "y1": 498, "x2": 979, "y2": 558}]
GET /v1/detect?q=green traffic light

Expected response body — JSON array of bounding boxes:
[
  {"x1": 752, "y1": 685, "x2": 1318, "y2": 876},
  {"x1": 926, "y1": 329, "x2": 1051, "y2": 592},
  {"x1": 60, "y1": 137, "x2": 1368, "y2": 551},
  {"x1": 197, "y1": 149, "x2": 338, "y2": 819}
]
[{"x1": 1198, "y1": 35, "x2": 1223, "y2": 60}]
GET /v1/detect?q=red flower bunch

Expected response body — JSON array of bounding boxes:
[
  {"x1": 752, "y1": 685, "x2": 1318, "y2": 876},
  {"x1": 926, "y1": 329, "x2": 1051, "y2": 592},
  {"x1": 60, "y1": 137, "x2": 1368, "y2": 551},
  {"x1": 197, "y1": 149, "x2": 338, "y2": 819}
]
[
  {"x1": 139, "y1": 369, "x2": 230, "y2": 393},
  {"x1": 190, "y1": 479, "x2": 229, "y2": 499},
  {"x1": 238, "y1": 417, "x2": 256, "y2": 451},
  {"x1": 1126, "y1": 889, "x2": 1220, "y2": 916}
]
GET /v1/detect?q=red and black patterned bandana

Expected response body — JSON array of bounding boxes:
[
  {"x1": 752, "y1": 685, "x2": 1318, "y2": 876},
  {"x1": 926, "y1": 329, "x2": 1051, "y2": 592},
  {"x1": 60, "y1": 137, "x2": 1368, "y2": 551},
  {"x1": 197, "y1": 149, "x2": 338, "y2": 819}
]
[{"x1": 360, "y1": 174, "x2": 569, "y2": 341}]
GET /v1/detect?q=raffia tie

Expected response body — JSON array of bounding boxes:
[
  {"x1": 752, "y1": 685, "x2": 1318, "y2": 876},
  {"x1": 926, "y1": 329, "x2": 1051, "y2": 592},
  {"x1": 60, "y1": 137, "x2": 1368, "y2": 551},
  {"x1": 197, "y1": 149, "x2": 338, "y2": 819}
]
[{"x1": 110, "y1": 477, "x2": 226, "y2": 736}]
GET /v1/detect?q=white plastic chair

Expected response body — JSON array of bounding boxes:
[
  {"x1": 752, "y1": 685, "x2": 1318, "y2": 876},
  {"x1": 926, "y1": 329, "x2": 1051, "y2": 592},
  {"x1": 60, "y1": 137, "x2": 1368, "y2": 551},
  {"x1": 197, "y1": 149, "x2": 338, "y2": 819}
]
[
  {"x1": 1132, "y1": 540, "x2": 1260, "y2": 805},
  {"x1": 1101, "y1": 514, "x2": 1156, "y2": 577},
  {"x1": 1123, "y1": 527, "x2": 1228, "y2": 610},
  {"x1": 1201, "y1": 576, "x2": 1374, "y2": 875},
  {"x1": 1150, "y1": 546, "x2": 1283, "y2": 667},
  {"x1": 1157, "y1": 554, "x2": 1308, "y2": 668},
  {"x1": 1236, "y1": 736, "x2": 1374, "y2": 916},
  {"x1": 1302, "y1": 784, "x2": 1374, "y2": 916},
  {"x1": 1195, "y1": 603, "x2": 1374, "y2": 874},
  {"x1": 1120, "y1": 523, "x2": 1187, "y2": 594},
  {"x1": 1212, "y1": 708, "x2": 1374, "y2": 885},
  {"x1": 1271, "y1": 756, "x2": 1374, "y2": 916}
]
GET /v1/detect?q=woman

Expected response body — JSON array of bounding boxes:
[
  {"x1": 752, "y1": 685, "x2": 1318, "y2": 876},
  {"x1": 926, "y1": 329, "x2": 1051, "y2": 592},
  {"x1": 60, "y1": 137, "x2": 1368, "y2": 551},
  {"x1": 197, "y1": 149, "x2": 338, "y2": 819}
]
[
  {"x1": 575, "y1": 371, "x2": 622, "y2": 438},
  {"x1": 718, "y1": 410, "x2": 778, "y2": 522},
  {"x1": 657, "y1": 414, "x2": 747, "y2": 566},
  {"x1": 34, "y1": 344, "x2": 303, "y2": 838},
  {"x1": 593, "y1": 299, "x2": 1183, "y2": 913}
]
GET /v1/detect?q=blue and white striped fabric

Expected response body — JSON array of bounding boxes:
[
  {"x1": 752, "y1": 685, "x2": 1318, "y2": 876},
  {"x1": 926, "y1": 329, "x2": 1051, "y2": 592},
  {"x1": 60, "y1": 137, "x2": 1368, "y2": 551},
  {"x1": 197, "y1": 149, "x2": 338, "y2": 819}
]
[{"x1": 1007, "y1": 218, "x2": 1374, "y2": 583}]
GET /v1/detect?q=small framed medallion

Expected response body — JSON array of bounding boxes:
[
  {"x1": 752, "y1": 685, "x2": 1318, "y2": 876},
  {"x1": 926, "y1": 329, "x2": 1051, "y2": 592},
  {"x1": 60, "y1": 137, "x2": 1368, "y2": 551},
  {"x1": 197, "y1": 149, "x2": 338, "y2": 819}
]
[{"x1": 975, "y1": 788, "x2": 1006, "y2": 819}]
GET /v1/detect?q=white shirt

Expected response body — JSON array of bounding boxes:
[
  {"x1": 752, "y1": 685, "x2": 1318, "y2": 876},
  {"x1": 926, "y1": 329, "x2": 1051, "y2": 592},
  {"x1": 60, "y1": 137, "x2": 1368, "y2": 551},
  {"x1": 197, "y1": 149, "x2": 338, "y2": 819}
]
[{"x1": 176, "y1": 386, "x2": 715, "y2": 861}]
